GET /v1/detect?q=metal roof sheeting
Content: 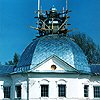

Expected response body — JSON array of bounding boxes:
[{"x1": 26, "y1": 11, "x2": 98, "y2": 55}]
[
  {"x1": 90, "y1": 64, "x2": 100, "y2": 74},
  {"x1": 17, "y1": 34, "x2": 90, "y2": 73},
  {"x1": 0, "y1": 65, "x2": 14, "y2": 75},
  {"x1": 0, "y1": 35, "x2": 100, "y2": 75}
]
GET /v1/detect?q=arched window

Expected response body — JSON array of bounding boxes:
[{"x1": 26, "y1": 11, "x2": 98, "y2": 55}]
[
  {"x1": 57, "y1": 79, "x2": 67, "y2": 97},
  {"x1": 39, "y1": 79, "x2": 49, "y2": 97}
]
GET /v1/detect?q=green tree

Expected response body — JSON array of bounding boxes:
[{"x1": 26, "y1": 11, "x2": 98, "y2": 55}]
[
  {"x1": 5, "y1": 60, "x2": 14, "y2": 65},
  {"x1": 5, "y1": 52, "x2": 19, "y2": 66},
  {"x1": 13, "y1": 53, "x2": 19, "y2": 66},
  {"x1": 68, "y1": 33, "x2": 100, "y2": 64}
]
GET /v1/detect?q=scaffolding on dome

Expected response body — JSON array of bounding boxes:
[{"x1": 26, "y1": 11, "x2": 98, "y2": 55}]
[{"x1": 31, "y1": 0, "x2": 72, "y2": 37}]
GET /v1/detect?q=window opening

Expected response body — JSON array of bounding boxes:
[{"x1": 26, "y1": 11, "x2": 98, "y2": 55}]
[
  {"x1": 41, "y1": 85, "x2": 49, "y2": 97},
  {"x1": 84, "y1": 85, "x2": 89, "y2": 97},
  {"x1": 94, "y1": 86, "x2": 100, "y2": 98},
  {"x1": 4, "y1": 86, "x2": 10, "y2": 98},
  {"x1": 15, "y1": 85, "x2": 21, "y2": 98},
  {"x1": 58, "y1": 84, "x2": 66, "y2": 97}
]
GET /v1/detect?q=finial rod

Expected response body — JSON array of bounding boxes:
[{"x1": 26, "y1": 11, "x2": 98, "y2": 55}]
[
  {"x1": 66, "y1": 0, "x2": 68, "y2": 10},
  {"x1": 38, "y1": 0, "x2": 41, "y2": 17}
]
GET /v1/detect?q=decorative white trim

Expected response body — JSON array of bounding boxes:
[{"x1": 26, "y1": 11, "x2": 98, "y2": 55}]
[
  {"x1": 38, "y1": 79, "x2": 49, "y2": 85},
  {"x1": 56, "y1": 79, "x2": 67, "y2": 84}
]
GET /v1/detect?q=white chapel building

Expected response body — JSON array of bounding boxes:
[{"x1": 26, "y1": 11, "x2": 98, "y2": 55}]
[{"x1": 0, "y1": 2, "x2": 100, "y2": 100}]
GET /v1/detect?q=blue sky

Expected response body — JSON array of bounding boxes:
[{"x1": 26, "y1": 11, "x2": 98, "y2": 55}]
[{"x1": 0, "y1": 0, "x2": 100, "y2": 64}]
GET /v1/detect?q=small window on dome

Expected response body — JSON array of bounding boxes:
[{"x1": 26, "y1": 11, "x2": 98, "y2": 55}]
[{"x1": 51, "y1": 65, "x2": 57, "y2": 70}]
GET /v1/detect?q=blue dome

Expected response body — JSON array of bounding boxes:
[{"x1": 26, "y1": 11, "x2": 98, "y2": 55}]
[{"x1": 17, "y1": 34, "x2": 90, "y2": 72}]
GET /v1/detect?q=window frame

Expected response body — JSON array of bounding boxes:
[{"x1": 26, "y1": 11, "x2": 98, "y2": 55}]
[
  {"x1": 3, "y1": 86, "x2": 11, "y2": 98},
  {"x1": 15, "y1": 85, "x2": 21, "y2": 99},
  {"x1": 84, "y1": 85, "x2": 89, "y2": 97},
  {"x1": 94, "y1": 86, "x2": 100, "y2": 98},
  {"x1": 58, "y1": 84, "x2": 66, "y2": 97},
  {"x1": 41, "y1": 84, "x2": 49, "y2": 97}
]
